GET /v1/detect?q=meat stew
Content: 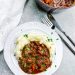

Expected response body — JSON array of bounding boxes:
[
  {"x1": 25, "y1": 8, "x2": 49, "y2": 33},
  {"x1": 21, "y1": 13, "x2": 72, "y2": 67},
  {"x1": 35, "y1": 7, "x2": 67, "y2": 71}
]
[{"x1": 18, "y1": 41, "x2": 52, "y2": 74}]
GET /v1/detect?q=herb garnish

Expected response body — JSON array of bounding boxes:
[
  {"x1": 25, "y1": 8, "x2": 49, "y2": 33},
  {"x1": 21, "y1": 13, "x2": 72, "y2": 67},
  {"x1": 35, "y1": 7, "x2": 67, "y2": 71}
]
[
  {"x1": 24, "y1": 34, "x2": 28, "y2": 38},
  {"x1": 47, "y1": 38, "x2": 53, "y2": 42}
]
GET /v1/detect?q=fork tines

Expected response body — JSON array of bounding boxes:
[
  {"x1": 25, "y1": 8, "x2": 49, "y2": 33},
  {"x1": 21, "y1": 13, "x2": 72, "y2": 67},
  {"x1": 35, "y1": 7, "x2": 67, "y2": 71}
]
[{"x1": 41, "y1": 15, "x2": 53, "y2": 27}]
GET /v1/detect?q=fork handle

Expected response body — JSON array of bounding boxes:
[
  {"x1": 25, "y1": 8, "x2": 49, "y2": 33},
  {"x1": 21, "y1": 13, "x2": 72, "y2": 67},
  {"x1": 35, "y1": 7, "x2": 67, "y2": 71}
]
[
  {"x1": 58, "y1": 34, "x2": 75, "y2": 55},
  {"x1": 47, "y1": 13, "x2": 75, "y2": 47},
  {"x1": 61, "y1": 31, "x2": 75, "y2": 47}
]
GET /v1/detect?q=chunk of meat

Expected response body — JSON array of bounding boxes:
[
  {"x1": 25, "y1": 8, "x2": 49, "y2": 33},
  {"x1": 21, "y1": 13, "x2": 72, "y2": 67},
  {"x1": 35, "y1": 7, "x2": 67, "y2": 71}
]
[
  {"x1": 36, "y1": 56, "x2": 51, "y2": 66},
  {"x1": 38, "y1": 44, "x2": 50, "y2": 57}
]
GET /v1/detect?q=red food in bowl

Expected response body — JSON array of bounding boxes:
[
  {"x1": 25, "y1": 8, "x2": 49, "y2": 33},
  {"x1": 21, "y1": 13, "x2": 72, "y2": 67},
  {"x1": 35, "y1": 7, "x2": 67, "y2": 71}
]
[
  {"x1": 43, "y1": 0, "x2": 74, "y2": 8},
  {"x1": 35, "y1": 0, "x2": 75, "y2": 12}
]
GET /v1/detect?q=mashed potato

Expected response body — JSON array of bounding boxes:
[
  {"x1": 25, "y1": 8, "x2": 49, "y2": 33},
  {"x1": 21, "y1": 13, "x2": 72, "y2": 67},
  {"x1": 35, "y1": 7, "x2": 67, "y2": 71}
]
[{"x1": 15, "y1": 33, "x2": 55, "y2": 60}]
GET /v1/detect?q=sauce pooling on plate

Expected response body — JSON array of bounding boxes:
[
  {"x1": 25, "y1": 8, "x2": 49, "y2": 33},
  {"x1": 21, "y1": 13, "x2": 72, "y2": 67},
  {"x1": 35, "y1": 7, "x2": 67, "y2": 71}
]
[{"x1": 18, "y1": 41, "x2": 52, "y2": 74}]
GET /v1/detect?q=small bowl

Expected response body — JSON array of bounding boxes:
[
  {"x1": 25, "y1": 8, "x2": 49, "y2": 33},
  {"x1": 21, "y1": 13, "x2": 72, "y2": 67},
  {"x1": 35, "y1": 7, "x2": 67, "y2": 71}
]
[{"x1": 35, "y1": 0, "x2": 75, "y2": 12}]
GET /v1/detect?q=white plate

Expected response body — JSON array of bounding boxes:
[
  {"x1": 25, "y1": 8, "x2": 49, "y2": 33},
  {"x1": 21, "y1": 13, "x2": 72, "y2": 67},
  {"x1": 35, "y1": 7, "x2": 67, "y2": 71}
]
[{"x1": 4, "y1": 22, "x2": 63, "y2": 75}]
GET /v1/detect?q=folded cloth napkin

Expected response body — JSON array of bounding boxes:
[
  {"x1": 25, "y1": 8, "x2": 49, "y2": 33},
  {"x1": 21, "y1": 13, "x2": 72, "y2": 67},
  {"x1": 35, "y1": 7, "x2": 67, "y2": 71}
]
[{"x1": 0, "y1": 0, "x2": 26, "y2": 51}]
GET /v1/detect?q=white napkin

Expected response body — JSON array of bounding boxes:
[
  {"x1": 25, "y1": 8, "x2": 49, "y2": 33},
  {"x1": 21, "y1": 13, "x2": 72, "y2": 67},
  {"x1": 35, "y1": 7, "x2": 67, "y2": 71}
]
[{"x1": 0, "y1": 0, "x2": 26, "y2": 51}]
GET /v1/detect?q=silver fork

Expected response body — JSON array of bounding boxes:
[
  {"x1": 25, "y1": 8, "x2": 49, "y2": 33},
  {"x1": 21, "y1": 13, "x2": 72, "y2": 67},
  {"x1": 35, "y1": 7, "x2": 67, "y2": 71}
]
[
  {"x1": 41, "y1": 15, "x2": 55, "y2": 29},
  {"x1": 41, "y1": 15, "x2": 75, "y2": 55}
]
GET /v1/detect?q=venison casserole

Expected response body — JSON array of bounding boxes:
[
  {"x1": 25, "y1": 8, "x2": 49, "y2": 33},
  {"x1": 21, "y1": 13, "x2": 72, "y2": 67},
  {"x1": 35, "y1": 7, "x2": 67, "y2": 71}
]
[
  {"x1": 15, "y1": 33, "x2": 54, "y2": 74},
  {"x1": 19, "y1": 41, "x2": 52, "y2": 74}
]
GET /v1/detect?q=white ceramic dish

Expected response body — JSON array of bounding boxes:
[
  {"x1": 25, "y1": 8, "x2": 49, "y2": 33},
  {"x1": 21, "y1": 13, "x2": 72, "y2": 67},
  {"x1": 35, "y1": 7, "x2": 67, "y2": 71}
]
[{"x1": 4, "y1": 22, "x2": 63, "y2": 75}]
